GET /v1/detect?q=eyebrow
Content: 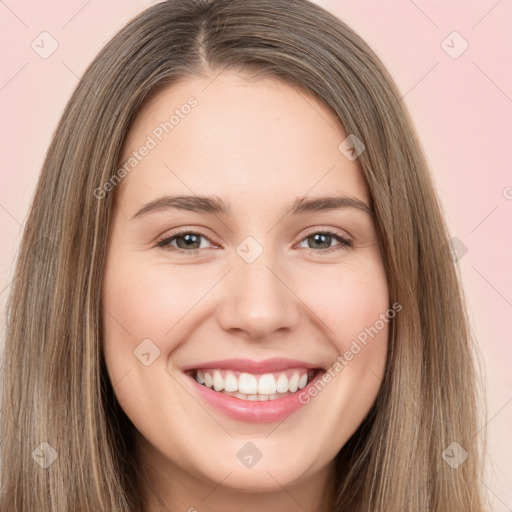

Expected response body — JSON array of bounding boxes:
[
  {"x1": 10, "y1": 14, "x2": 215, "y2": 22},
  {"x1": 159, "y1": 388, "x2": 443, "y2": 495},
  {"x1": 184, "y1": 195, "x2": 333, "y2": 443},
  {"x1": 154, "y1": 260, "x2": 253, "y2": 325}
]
[{"x1": 130, "y1": 194, "x2": 374, "y2": 220}]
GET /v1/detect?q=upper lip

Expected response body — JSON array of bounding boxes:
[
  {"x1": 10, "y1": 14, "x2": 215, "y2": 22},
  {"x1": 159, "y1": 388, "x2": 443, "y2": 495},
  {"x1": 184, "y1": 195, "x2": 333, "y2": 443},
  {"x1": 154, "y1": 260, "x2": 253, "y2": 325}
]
[{"x1": 181, "y1": 358, "x2": 324, "y2": 374}]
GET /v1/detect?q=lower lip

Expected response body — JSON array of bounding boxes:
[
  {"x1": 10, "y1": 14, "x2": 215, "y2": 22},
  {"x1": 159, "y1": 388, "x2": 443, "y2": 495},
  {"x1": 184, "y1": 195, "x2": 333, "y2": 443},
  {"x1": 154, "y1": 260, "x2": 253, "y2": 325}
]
[{"x1": 185, "y1": 371, "x2": 324, "y2": 423}]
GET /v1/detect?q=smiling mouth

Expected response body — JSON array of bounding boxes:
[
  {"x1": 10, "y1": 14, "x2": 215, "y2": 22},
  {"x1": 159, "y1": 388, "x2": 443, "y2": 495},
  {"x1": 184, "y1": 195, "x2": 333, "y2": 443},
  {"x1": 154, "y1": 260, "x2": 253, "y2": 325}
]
[{"x1": 185, "y1": 368, "x2": 322, "y2": 401}]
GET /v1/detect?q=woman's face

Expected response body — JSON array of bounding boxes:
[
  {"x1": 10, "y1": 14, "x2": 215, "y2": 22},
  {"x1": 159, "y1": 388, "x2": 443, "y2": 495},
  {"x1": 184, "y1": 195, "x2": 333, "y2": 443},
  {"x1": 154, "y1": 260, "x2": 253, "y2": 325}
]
[{"x1": 102, "y1": 72, "x2": 389, "y2": 505}]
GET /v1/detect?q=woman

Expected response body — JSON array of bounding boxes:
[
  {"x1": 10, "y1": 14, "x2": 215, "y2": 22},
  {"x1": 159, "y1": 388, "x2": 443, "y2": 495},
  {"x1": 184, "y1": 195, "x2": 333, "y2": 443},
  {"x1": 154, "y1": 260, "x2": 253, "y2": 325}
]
[{"x1": 0, "y1": 0, "x2": 486, "y2": 510}]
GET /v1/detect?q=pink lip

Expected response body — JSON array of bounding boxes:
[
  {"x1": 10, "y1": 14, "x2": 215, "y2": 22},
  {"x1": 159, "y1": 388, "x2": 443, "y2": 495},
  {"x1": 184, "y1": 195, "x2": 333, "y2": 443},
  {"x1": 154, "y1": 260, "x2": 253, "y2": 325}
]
[
  {"x1": 184, "y1": 370, "x2": 324, "y2": 423},
  {"x1": 181, "y1": 357, "x2": 323, "y2": 374}
]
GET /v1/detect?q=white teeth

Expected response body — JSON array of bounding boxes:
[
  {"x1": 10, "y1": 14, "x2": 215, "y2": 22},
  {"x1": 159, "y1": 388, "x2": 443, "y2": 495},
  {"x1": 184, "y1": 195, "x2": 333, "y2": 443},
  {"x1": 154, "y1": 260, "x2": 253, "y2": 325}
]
[
  {"x1": 193, "y1": 368, "x2": 316, "y2": 398},
  {"x1": 213, "y1": 370, "x2": 224, "y2": 392},
  {"x1": 276, "y1": 374, "x2": 289, "y2": 393},
  {"x1": 239, "y1": 373, "x2": 258, "y2": 394},
  {"x1": 224, "y1": 372, "x2": 238, "y2": 392},
  {"x1": 234, "y1": 392, "x2": 290, "y2": 401},
  {"x1": 288, "y1": 373, "x2": 299, "y2": 392},
  {"x1": 257, "y1": 373, "x2": 277, "y2": 395}
]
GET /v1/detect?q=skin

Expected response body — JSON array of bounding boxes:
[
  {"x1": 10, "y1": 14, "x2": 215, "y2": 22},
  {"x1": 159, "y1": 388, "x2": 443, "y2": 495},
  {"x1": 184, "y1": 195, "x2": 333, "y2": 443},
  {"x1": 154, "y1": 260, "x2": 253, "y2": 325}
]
[{"x1": 101, "y1": 72, "x2": 390, "y2": 512}]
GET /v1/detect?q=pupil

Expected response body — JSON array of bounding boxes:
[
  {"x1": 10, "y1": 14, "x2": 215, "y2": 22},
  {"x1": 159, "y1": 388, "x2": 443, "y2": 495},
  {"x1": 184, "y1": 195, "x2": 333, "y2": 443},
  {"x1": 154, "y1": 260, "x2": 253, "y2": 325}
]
[
  {"x1": 178, "y1": 234, "x2": 199, "y2": 249},
  {"x1": 310, "y1": 233, "x2": 330, "y2": 249}
]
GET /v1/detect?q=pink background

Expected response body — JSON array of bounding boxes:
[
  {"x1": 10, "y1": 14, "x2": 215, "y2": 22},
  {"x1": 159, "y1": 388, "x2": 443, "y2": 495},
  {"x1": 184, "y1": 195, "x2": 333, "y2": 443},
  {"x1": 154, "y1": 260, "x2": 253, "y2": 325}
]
[{"x1": 1, "y1": 0, "x2": 511, "y2": 508}]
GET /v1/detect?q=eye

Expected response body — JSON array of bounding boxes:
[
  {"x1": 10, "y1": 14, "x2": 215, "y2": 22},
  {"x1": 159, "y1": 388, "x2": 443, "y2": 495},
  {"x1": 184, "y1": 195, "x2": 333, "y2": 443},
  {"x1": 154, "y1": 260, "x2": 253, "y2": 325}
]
[
  {"x1": 297, "y1": 230, "x2": 352, "y2": 254},
  {"x1": 155, "y1": 228, "x2": 352, "y2": 256},
  {"x1": 156, "y1": 230, "x2": 215, "y2": 255}
]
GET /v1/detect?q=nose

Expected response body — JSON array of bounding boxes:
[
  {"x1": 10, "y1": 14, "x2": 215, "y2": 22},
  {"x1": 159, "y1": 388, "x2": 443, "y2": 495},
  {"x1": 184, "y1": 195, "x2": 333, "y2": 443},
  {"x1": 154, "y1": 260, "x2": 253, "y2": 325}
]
[{"x1": 216, "y1": 255, "x2": 301, "y2": 340}]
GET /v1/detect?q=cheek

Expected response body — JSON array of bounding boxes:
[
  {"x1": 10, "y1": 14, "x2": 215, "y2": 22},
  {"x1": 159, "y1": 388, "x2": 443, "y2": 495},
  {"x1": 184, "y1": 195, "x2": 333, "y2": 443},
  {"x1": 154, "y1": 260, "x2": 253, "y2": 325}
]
[
  {"x1": 300, "y1": 257, "x2": 390, "y2": 385},
  {"x1": 335, "y1": 276, "x2": 389, "y2": 356},
  {"x1": 100, "y1": 259, "x2": 203, "y2": 440},
  {"x1": 101, "y1": 256, "x2": 222, "y2": 422},
  {"x1": 301, "y1": 258, "x2": 389, "y2": 342},
  {"x1": 102, "y1": 258, "x2": 205, "y2": 353}
]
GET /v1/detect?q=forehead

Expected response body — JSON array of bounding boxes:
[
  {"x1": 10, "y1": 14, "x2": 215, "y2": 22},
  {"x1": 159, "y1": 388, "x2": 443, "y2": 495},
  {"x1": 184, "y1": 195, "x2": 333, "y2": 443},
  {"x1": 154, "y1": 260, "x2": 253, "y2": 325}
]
[{"x1": 115, "y1": 72, "x2": 369, "y2": 214}]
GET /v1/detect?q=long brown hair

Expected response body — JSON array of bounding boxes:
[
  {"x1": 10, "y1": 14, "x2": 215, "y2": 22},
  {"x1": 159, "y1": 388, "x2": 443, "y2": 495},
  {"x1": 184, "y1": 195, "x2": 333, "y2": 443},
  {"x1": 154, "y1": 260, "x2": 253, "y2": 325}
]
[{"x1": 0, "y1": 0, "x2": 487, "y2": 510}]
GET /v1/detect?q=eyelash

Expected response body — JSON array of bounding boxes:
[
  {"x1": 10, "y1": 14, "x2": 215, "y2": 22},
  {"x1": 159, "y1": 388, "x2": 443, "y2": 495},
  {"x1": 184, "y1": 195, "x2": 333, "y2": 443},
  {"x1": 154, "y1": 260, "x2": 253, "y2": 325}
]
[{"x1": 155, "y1": 228, "x2": 352, "y2": 256}]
